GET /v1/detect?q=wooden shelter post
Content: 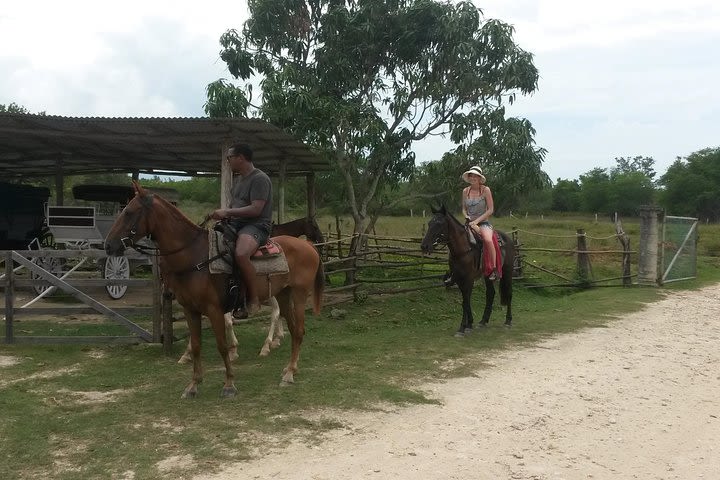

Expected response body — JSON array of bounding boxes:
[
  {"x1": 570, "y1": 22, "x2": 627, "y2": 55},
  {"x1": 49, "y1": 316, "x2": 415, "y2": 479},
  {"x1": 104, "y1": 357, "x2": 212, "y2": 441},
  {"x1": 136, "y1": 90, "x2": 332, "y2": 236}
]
[
  {"x1": 220, "y1": 142, "x2": 233, "y2": 209},
  {"x1": 306, "y1": 171, "x2": 316, "y2": 218},
  {"x1": 55, "y1": 157, "x2": 65, "y2": 205},
  {"x1": 277, "y1": 159, "x2": 287, "y2": 223}
]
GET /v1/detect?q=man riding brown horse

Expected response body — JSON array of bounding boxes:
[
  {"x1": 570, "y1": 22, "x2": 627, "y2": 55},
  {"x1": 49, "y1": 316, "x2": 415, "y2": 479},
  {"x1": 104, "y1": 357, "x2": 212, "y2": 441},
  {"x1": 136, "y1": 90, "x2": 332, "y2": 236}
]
[{"x1": 210, "y1": 143, "x2": 272, "y2": 319}]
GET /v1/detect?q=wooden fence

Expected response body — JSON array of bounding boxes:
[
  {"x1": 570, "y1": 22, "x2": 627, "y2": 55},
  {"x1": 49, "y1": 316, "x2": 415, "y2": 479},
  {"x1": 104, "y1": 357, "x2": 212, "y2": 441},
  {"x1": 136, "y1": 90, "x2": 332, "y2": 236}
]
[
  {"x1": 2, "y1": 216, "x2": 647, "y2": 346},
  {"x1": 317, "y1": 217, "x2": 636, "y2": 298}
]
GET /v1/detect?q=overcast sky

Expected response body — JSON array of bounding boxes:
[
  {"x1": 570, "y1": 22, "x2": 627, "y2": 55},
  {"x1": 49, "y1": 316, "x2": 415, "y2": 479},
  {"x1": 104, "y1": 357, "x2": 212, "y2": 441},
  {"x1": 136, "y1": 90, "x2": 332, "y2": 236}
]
[{"x1": 2, "y1": 0, "x2": 718, "y2": 181}]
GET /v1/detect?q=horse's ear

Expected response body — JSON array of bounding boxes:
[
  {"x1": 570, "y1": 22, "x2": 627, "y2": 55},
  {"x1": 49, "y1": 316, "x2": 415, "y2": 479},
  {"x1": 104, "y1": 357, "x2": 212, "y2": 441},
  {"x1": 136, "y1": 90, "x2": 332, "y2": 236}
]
[
  {"x1": 132, "y1": 180, "x2": 146, "y2": 197},
  {"x1": 439, "y1": 203, "x2": 448, "y2": 215},
  {"x1": 430, "y1": 204, "x2": 440, "y2": 214}
]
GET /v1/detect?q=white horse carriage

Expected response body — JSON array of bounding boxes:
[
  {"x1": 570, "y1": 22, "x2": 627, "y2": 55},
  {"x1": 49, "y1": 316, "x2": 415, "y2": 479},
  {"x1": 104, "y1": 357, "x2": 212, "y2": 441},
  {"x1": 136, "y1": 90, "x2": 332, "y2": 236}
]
[{"x1": 29, "y1": 184, "x2": 179, "y2": 299}]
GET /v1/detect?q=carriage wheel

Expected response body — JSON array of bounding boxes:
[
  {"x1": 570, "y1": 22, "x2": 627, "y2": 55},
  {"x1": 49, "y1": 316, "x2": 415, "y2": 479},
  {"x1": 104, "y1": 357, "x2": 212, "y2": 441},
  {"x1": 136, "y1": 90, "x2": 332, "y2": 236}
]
[
  {"x1": 30, "y1": 256, "x2": 63, "y2": 296},
  {"x1": 103, "y1": 256, "x2": 130, "y2": 299}
]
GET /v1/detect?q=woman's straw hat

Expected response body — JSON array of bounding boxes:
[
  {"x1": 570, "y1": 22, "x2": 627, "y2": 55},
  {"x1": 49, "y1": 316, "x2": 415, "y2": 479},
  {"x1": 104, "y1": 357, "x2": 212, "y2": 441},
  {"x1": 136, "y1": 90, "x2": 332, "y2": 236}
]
[{"x1": 462, "y1": 166, "x2": 486, "y2": 184}]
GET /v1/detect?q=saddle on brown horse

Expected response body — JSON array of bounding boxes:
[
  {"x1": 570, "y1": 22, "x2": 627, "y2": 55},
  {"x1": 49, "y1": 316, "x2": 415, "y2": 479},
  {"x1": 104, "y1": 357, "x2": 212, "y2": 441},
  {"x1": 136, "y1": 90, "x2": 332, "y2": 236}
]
[{"x1": 210, "y1": 221, "x2": 288, "y2": 315}]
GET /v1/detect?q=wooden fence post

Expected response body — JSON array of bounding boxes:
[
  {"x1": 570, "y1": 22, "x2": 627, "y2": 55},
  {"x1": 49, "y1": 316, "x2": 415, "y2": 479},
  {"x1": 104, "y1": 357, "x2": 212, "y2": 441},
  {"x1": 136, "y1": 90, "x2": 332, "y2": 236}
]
[
  {"x1": 334, "y1": 216, "x2": 343, "y2": 258},
  {"x1": 511, "y1": 228, "x2": 523, "y2": 279},
  {"x1": 4, "y1": 251, "x2": 14, "y2": 344},
  {"x1": 162, "y1": 289, "x2": 173, "y2": 355},
  {"x1": 615, "y1": 219, "x2": 632, "y2": 287},
  {"x1": 151, "y1": 256, "x2": 162, "y2": 343},
  {"x1": 576, "y1": 228, "x2": 591, "y2": 286}
]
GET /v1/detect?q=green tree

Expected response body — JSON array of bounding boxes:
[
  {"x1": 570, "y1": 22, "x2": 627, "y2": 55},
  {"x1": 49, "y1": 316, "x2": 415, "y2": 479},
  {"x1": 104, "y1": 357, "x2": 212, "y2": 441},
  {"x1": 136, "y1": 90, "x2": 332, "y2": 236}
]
[
  {"x1": 607, "y1": 171, "x2": 655, "y2": 216},
  {"x1": 659, "y1": 148, "x2": 720, "y2": 221},
  {"x1": 578, "y1": 168, "x2": 610, "y2": 213},
  {"x1": 607, "y1": 156, "x2": 656, "y2": 215},
  {"x1": 0, "y1": 102, "x2": 45, "y2": 115},
  {"x1": 613, "y1": 155, "x2": 656, "y2": 181},
  {"x1": 206, "y1": 0, "x2": 542, "y2": 253},
  {"x1": 551, "y1": 179, "x2": 581, "y2": 212}
]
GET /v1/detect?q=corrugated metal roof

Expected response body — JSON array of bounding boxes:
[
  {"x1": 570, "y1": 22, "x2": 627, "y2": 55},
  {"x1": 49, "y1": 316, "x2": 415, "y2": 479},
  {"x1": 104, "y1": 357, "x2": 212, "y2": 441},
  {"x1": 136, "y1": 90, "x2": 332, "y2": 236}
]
[{"x1": 0, "y1": 113, "x2": 329, "y2": 178}]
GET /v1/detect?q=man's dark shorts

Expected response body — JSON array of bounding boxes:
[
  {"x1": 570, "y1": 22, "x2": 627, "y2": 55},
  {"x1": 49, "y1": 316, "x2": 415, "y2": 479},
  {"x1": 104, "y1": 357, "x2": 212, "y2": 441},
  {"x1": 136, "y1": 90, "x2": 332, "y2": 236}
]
[{"x1": 236, "y1": 223, "x2": 270, "y2": 246}]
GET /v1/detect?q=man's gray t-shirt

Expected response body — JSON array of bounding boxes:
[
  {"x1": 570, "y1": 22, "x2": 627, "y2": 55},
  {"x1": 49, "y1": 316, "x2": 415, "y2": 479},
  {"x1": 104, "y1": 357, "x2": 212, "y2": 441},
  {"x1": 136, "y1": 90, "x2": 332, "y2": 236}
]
[{"x1": 230, "y1": 169, "x2": 273, "y2": 232}]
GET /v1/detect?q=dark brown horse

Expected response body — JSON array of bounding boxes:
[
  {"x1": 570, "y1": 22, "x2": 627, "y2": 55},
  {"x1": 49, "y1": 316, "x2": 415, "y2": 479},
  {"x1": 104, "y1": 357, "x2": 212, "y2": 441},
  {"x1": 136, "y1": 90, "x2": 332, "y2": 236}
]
[
  {"x1": 104, "y1": 182, "x2": 324, "y2": 398},
  {"x1": 271, "y1": 217, "x2": 325, "y2": 255},
  {"x1": 420, "y1": 204, "x2": 514, "y2": 336}
]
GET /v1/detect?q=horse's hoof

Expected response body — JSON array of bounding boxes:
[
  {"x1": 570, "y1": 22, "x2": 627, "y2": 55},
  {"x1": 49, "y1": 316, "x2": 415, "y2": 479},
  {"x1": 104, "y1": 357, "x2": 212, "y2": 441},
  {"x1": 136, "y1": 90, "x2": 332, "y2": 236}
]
[
  {"x1": 181, "y1": 389, "x2": 197, "y2": 399},
  {"x1": 259, "y1": 348, "x2": 270, "y2": 357},
  {"x1": 280, "y1": 371, "x2": 295, "y2": 385},
  {"x1": 454, "y1": 331, "x2": 465, "y2": 338},
  {"x1": 504, "y1": 323, "x2": 512, "y2": 328},
  {"x1": 464, "y1": 327, "x2": 473, "y2": 334},
  {"x1": 221, "y1": 386, "x2": 237, "y2": 398},
  {"x1": 177, "y1": 355, "x2": 191, "y2": 364}
]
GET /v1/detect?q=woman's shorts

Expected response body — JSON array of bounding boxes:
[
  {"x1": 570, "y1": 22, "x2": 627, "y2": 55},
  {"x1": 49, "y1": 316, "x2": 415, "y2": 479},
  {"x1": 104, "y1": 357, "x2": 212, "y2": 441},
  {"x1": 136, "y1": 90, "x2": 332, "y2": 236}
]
[{"x1": 477, "y1": 221, "x2": 493, "y2": 230}]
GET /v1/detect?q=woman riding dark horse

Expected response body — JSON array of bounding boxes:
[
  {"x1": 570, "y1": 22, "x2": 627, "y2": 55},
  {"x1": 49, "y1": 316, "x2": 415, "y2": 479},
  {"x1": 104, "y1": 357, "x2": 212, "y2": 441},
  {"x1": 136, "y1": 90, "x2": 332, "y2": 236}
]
[
  {"x1": 420, "y1": 204, "x2": 514, "y2": 336},
  {"x1": 104, "y1": 181, "x2": 324, "y2": 398}
]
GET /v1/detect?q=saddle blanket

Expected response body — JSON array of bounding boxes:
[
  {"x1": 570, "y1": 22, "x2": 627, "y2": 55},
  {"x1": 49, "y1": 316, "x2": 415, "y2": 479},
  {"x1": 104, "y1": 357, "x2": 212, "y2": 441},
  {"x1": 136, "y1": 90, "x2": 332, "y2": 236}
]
[
  {"x1": 208, "y1": 230, "x2": 289, "y2": 275},
  {"x1": 468, "y1": 228, "x2": 504, "y2": 279}
]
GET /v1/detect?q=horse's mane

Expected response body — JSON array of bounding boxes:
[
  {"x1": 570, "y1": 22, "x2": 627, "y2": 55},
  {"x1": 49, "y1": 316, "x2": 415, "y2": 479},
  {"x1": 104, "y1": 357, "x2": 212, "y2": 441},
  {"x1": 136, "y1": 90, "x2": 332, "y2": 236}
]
[
  {"x1": 438, "y1": 205, "x2": 465, "y2": 230},
  {"x1": 151, "y1": 193, "x2": 204, "y2": 232}
]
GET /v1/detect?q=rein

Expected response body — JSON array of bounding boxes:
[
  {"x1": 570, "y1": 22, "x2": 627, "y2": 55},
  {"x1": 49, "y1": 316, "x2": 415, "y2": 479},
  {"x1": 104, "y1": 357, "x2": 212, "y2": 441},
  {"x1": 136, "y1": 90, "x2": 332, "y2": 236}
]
[
  {"x1": 442, "y1": 216, "x2": 476, "y2": 259},
  {"x1": 120, "y1": 195, "x2": 209, "y2": 259}
]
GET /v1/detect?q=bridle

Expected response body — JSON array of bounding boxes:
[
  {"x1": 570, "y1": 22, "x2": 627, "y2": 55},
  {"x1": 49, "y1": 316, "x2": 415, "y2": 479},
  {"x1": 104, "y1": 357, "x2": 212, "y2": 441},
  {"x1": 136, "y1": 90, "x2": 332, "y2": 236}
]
[
  {"x1": 432, "y1": 213, "x2": 475, "y2": 258},
  {"x1": 119, "y1": 194, "x2": 206, "y2": 257}
]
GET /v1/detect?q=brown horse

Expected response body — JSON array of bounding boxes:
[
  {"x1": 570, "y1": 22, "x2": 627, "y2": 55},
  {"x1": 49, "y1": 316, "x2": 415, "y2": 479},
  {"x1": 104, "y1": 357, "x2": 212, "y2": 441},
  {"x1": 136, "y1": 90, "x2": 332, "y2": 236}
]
[
  {"x1": 104, "y1": 181, "x2": 324, "y2": 398},
  {"x1": 420, "y1": 204, "x2": 514, "y2": 336},
  {"x1": 177, "y1": 217, "x2": 324, "y2": 363},
  {"x1": 272, "y1": 217, "x2": 325, "y2": 254}
]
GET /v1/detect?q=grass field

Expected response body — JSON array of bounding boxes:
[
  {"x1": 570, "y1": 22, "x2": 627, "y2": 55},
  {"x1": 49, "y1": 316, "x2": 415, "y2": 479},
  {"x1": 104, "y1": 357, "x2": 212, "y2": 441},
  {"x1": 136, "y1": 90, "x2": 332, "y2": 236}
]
[{"x1": 2, "y1": 211, "x2": 719, "y2": 479}]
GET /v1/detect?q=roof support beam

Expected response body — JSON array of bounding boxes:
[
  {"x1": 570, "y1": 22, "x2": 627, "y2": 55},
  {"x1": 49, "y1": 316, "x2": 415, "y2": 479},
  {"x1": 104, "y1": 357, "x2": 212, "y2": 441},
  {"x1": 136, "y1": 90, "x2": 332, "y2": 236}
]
[
  {"x1": 55, "y1": 157, "x2": 64, "y2": 206},
  {"x1": 277, "y1": 158, "x2": 287, "y2": 224},
  {"x1": 306, "y1": 171, "x2": 316, "y2": 218}
]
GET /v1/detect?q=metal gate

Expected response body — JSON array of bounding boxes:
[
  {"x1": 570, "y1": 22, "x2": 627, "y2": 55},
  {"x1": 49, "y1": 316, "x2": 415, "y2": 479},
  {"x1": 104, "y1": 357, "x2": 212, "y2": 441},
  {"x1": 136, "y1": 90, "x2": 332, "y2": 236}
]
[{"x1": 661, "y1": 215, "x2": 698, "y2": 284}]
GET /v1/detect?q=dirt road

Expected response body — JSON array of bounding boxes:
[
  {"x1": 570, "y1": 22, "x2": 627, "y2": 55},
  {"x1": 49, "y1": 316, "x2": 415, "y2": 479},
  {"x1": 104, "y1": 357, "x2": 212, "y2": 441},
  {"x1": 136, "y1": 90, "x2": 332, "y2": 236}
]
[{"x1": 197, "y1": 284, "x2": 720, "y2": 480}]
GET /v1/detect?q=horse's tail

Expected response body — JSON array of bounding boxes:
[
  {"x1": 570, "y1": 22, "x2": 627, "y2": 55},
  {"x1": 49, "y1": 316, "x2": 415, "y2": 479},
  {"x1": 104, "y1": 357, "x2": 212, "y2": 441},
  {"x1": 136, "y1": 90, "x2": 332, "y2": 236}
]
[
  {"x1": 312, "y1": 256, "x2": 325, "y2": 315},
  {"x1": 499, "y1": 231, "x2": 515, "y2": 306}
]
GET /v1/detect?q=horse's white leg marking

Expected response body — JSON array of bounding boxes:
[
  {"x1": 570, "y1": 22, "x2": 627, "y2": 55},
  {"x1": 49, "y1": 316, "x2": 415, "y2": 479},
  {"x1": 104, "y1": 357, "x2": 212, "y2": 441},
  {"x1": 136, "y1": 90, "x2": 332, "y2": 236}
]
[
  {"x1": 225, "y1": 312, "x2": 239, "y2": 362},
  {"x1": 178, "y1": 314, "x2": 239, "y2": 363},
  {"x1": 178, "y1": 338, "x2": 193, "y2": 364},
  {"x1": 259, "y1": 297, "x2": 281, "y2": 357},
  {"x1": 271, "y1": 299, "x2": 285, "y2": 349}
]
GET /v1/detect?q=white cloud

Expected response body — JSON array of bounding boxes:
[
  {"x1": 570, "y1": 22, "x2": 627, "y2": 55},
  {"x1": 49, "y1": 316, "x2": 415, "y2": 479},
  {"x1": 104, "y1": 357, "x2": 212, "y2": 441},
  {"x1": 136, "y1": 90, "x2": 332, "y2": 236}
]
[
  {"x1": 0, "y1": 1, "x2": 246, "y2": 116},
  {"x1": 1, "y1": 0, "x2": 718, "y2": 181}
]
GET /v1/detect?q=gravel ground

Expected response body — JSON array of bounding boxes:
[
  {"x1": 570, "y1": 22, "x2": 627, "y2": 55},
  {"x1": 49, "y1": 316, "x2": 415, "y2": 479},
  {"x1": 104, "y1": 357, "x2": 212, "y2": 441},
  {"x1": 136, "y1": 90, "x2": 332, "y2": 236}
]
[{"x1": 195, "y1": 284, "x2": 720, "y2": 479}]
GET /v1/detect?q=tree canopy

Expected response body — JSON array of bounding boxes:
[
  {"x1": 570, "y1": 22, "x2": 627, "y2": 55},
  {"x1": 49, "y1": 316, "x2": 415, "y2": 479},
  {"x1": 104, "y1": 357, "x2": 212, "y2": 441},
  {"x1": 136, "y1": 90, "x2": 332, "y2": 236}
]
[
  {"x1": 206, "y1": 0, "x2": 545, "y2": 247},
  {"x1": 659, "y1": 148, "x2": 720, "y2": 221}
]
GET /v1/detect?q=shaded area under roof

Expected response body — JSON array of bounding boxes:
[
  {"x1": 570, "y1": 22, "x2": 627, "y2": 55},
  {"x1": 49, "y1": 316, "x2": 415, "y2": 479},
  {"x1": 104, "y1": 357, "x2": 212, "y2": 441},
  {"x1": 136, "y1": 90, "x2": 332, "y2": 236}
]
[{"x1": 0, "y1": 113, "x2": 329, "y2": 178}]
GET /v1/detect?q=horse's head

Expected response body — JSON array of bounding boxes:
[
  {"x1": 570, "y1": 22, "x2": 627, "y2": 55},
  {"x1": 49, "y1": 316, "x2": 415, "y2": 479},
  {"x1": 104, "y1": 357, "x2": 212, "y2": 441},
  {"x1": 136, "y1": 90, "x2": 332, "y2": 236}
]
[
  {"x1": 420, "y1": 204, "x2": 450, "y2": 254},
  {"x1": 104, "y1": 181, "x2": 155, "y2": 256},
  {"x1": 306, "y1": 216, "x2": 325, "y2": 245}
]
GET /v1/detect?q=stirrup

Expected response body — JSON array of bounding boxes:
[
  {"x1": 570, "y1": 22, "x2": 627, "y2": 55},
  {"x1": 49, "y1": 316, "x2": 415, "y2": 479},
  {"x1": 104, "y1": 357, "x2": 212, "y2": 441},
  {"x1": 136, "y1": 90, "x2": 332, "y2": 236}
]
[{"x1": 488, "y1": 270, "x2": 498, "y2": 281}]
